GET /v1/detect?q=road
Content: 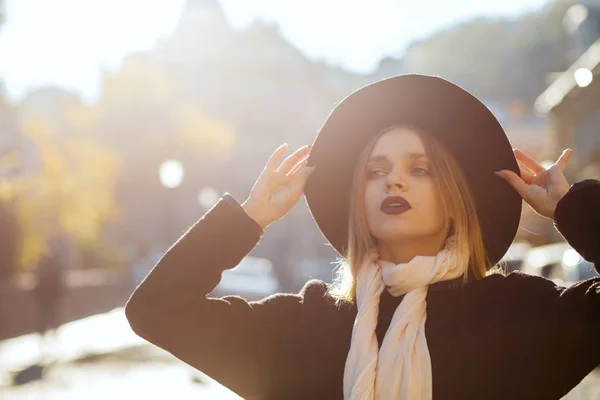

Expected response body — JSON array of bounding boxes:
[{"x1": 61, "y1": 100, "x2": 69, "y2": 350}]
[
  {"x1": 1, "y1": 344, "x2": 240, "y2": 399},
  {"x1": 0, "y1": 309, "x2": 240, "y2": 399}
]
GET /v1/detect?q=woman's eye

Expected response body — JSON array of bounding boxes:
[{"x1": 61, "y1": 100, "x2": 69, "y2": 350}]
[
  {"x1": 368, "y1": 169, "x2": 386, "y2": 178},
  {"x1": 413, "y1": 167, "x2": 430, "y2": 175}
]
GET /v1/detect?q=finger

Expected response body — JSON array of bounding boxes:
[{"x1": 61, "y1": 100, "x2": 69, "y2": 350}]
[
  {"x1": 516, "y1": 158, "x2": 536, "y2": 176},
  {"x1": 286, "y1": 154, "x2": 310, "y2": 177},
  {"x1": 265, "y1": 143, "x2": 289, "y2": 171},
  {"x1": 277, "y1": 145, "x2": 312, "y2": 175},
  {"x1": 495, "y1": 170, "x2": 529, "y2": 200},
  {"x1": 289, "y1": 165, "x2": 316, "y2": 196},
  {"x1": 514, "y1": 149, "x2": 544, "y2": 174},
  {"x1": 554, "y1": 148, "x2": 572, "y2": 171},
  {"x1": 517, "y1": 164, "x2": 535, "y2": 185}
]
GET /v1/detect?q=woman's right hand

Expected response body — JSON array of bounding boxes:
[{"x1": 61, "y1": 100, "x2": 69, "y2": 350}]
[{"x1": 241, "y1": 143, "x2": 315, "y2": 229}]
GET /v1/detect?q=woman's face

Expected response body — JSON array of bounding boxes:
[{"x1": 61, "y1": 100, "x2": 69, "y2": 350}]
[{"x1": 364, "y1": 127, "x2": 447, "y2": 246}]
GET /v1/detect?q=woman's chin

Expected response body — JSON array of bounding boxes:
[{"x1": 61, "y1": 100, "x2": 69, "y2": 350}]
[{"x1": 373, "y1": 228, "x2": 414, "y2": 242}]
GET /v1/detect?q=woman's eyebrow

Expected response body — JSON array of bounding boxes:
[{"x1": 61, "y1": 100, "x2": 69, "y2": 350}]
[{"x1": 368, "y1": 153, "x2": 428, "y2": 163}]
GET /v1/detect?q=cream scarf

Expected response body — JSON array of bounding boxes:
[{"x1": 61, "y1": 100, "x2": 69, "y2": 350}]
[{"x1": 343, "y1": 235, "x2": 467, "y2": 400}]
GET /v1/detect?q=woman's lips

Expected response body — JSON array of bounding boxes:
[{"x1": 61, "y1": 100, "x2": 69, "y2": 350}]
[{"x1": 380, "y1": 196, "x2": 412, "y2": 215}]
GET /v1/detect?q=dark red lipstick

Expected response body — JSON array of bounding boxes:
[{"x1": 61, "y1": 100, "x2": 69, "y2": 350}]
[{"x1": 380, "y1": 196, "x2": 411, "y2": 215}]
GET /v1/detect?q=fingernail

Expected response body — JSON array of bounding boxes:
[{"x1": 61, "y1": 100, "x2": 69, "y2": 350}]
[{"x1": 494, "y1": 171, "x2": 504, "y2": 178}]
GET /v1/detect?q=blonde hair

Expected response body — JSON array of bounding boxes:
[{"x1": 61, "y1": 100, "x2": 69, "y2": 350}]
[{"x1": 328, "y1": 126, "x2": 494, "y2": 304}]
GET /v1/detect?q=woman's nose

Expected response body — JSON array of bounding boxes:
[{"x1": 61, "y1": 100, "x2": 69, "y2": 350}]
[{"x1": 385, "y1": 173, "x2": 408, "y2": 192}]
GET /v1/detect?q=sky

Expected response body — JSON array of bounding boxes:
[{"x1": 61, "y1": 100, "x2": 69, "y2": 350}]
[{"x1": 0, "y1": 0, "x2": 550, "y2": 103}]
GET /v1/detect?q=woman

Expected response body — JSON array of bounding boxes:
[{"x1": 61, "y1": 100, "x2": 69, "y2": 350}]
[{"x1": 125, "y1": 75, "x2": 600, "y2": 399}]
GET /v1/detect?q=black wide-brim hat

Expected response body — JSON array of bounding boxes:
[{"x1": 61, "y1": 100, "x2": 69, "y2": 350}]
[{"x1": 304, "y1": 74, "x2": 522, "y2": 268}]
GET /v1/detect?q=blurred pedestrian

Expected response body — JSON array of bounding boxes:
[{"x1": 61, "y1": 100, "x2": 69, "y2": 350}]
[
  {"x1": 125, "y1": 75, "x2": 600, "y2": 399},
  {"x1": 34, "y1": 237, "x2": 66, "y2": 362}
]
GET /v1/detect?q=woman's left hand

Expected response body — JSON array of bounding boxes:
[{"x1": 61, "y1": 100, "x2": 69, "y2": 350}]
[{"x1": 495, "y1": 148, "x2": 572, "y2": 219}]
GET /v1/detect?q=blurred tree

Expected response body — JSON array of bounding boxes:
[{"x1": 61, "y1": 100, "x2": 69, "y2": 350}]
[
  {"x1": 0, "y1": 83, "x2": 20, "y2": 279},
  {"x1": 0, "y1": 192, "x2": 19, "y2": 280},
  {"x1": 10, "y1": 55, "x2": 240, "y2": 264},
  {"x1": 9, "y1": 119, "x2": 122, "y2": 271},
  {"x1": 64, "y1": 57, "x2": 239, "y2": 250},
  {"x1": 0, "y1": 146, "x2": 20, "y2": 279},
  {"x1": 176, "y1": 104, "x2": 235, "y2": 157},
  {"x1": 89, "y1": 56, "x2": 236, "y2": 162},
  {"x1": 406, "y1": 19, "x2": 514, "y2": 98},
  {"x1": 404, "y1": 1, "x2": 573, "y2": 104}
]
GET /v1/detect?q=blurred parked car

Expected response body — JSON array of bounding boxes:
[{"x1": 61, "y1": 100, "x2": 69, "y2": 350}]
[
  {"x1": 521, "y1": 243, "x2": 599, "y2": 286},
  {"x1": 210, "y1": 256, "x2": 280, "y2": 301},
  {"x1": 564, "y1": 249, "x2": 598, "y2": 282}
]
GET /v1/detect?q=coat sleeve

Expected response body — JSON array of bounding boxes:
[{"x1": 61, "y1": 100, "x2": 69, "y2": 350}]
[
  {"x1": 553, "y1": 178, "x2": 600, "y2": 266},
  {"x1": 552, "y1": 179, "x2": 600, "y2": 374},
  {"x1": 124, "y1": 193, "x2": 329, "y2": 398}
]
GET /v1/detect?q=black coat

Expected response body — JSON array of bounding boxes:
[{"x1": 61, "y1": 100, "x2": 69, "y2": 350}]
[{"x1": 125, "y1": 179, "x2": 600, "y2": 399}]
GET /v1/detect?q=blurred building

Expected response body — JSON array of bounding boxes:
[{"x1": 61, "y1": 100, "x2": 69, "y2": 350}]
[
  {"x1": 121, "y1": 0, "x2": 366, "y2": 273},
  {"x1": 147, "y1": 0, "x2": 384, "y2": 289},
  {"x1": 535, "y1": 0, "x2": 600, "y2": 182},
  {"x1": 485, "y1": 99, "x2": 552, "y2": 159}
]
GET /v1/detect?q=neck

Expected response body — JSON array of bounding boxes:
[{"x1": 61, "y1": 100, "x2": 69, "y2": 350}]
[{"x1": 377, "y1": 235, "x2": 446, "y2": 264}]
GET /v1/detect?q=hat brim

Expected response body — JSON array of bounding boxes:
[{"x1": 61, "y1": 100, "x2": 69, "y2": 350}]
[{"x1": 304, "y1": 74, "x2": 521, "y2": 268}]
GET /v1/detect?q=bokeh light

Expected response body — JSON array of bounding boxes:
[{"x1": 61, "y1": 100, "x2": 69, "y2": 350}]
[
  {"x1": 574, "y1": 67, "x2": 593, "y2": 88},
  {"x1": 198, "y1": 187, "x2": 220, "y2": 209},
  {"x1": 158, "y1": 160, "x2": 184, "y2": 189}
]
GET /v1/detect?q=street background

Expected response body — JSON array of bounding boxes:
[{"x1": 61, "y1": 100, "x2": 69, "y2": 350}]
[{"x1": 1, "y1": 0, "x2": 600, "y2": 398}]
